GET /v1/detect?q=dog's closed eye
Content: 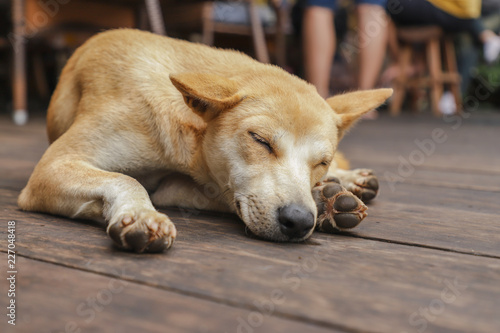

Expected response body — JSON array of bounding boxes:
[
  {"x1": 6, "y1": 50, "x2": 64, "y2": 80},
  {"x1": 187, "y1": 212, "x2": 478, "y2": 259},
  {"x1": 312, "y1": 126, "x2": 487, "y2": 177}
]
[
  {"x1": 249, "y1": 131, "x2": 273, "y2": 154},
  {"x1": 315, "y1": 155, "x2": 333, "y2": 168}
]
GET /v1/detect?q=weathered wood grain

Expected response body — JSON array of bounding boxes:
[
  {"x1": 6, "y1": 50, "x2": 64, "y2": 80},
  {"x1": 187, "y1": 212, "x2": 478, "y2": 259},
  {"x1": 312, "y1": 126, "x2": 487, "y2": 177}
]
[
  {"x1": 0, "y1": 257, "x2": 340, "y2": 333},
  {"x1": 340, "y1": 113, "x2": 500, "y2": 174},
  {"x1": 375, "y1": 180, "x2": 500, "y2": 215},
  {"x1": 350, "y1": 161, "x2": 500, "y2": 192},
  {"x1": 353, "y1": 200, "x2": 500, "y2": 257},
  {"x1": 2, "y1": 110, "x2": 500, "y2": 333},
  {"x1": 1, "y1": 199, "x2": 499, "y2": 333},
  {"x1": 3, "y1": 182, "x2": 499, "y2": 257}
]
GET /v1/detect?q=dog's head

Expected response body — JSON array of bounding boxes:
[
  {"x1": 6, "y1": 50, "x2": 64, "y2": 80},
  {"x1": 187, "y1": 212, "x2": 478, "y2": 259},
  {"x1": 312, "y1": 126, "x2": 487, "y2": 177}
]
[{"x1": 171, "y1": 70, "x2": 392, "y2": 242}]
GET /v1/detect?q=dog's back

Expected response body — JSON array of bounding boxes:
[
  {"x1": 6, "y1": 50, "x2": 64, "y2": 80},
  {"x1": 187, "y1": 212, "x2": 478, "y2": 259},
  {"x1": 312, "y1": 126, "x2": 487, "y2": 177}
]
[{"x1": 46, "y1": 29, "x2": 261, "y2": 143}]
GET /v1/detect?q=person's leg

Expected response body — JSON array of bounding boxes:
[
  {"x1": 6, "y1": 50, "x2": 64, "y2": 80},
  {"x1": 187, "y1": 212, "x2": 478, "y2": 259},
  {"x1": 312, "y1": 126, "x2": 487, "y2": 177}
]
[
  {"x1": 387, "y1": 0, "x2": 435, "y2": 26},
  {"x1": 476, "y1": 21, "x2": 500, "y2": 64},
  {"x1": 357, "y1": 2, "x2": 389, "y2": 90},
  {"x1": 303, "y1": 2, "x2": 336, "y2": 97},
  {"x1": 482, "y1": 31, "x2": 500, "y2": 63},
  {"x1": 417, "y1": 5, "x2": 500, "y2": 64},
  {"x1": 388, "y1": 0, "x2": 500, "y2": 63}
]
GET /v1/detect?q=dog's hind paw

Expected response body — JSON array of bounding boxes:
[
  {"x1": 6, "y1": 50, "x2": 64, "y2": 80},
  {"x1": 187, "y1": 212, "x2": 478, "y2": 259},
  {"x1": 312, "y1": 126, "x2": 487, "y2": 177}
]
[
  {"x1": 342, "y1": 169, "x2": 379, "y2": 203},
  {"x1": 107, "y1": 210, "x2": 176, "y2": 253},
  {"x1": 312, "y1": 178, "x2": 367, "y2": 232}
]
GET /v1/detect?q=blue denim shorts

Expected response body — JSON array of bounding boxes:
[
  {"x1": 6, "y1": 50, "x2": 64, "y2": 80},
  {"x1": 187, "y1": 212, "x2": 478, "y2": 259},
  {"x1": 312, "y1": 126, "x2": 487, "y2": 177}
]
[{"x1": 304, "y1": 0, "x2": 387, "y2": 11}]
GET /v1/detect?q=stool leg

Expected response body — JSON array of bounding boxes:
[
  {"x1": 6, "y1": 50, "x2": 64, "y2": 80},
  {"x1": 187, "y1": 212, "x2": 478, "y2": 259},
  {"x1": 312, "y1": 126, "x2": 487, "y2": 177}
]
[
  {"x1": 443, "y1": 38, "x2": 462, "y2": 113},
  {"x1": 273, "y1": 2, "x2": 287, "y2": 68},
  {"x1": 144, "y1": 0, "x2": 166, "y2": 35},
  {"x1": 12, "y1": 0, "x2": 28, "y2": 125},
  {"x1": 248, "y1": 0, "x2": 270, "y2": 63},
  {"x1": 33, "y1": 52, "x2": 49, "y2": 100},
  {"x1": 390, "y1": 44, "x2": 412, "y2": 116},
  {"x1": 202, "y1": 2, "x2": 215, "y2": 46},
  {"x1": 426, "y1": 38, "x2": 443, "y2": 117}
]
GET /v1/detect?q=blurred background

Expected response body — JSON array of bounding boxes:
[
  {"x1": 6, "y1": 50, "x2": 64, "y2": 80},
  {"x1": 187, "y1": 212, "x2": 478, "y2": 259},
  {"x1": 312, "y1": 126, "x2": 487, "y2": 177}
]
[{"x1": 1, "y1": 0, "x2": 500, "y2": 124}]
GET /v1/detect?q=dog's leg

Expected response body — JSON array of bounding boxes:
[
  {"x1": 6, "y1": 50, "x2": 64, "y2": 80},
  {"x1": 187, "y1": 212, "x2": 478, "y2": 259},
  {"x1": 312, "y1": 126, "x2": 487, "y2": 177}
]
[
  {"x1": 323, "y1": 154, "x2": 379, "y2": 203},
  {"x1": 312, "y1": 178, "x2": 367, "y2": 232},
  {"x1": 18, "y1": 155, "x2": 176, "y2": 253},
  {"x1": 151, "y1": 173, "x2": 232, "y2": 212},
  {"x1": 326, "y1": 168, "x2": 379, "y2": 203}
]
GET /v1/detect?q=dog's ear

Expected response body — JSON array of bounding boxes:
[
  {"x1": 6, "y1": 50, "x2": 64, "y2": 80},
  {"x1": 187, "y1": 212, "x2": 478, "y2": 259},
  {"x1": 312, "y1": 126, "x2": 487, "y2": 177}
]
[
  {"x1": 170, "y1": 73, "x2": 245, "y2": 121},
  {"x1": 326, "y1": 89, "x2": 393, "y2": 137}
]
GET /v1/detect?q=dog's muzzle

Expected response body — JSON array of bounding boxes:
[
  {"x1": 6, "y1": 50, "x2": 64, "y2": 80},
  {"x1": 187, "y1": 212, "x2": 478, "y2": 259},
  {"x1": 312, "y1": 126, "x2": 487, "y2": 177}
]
[
  {"x1": 234, "y1": 196, "x2": 315, "y2": 241},
  {"x1": 277, "y1": 204, "x2": 315, "y2": 239}
]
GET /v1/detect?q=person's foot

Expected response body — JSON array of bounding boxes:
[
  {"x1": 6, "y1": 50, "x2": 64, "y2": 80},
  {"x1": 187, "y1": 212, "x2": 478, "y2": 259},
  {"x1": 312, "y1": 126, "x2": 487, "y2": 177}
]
[
  {"x1": 484, "y1": 36, "x2": 500, "y2": 64},
  {"x1": 438, "y1": 91, "x2": 457, "y2": 115}
]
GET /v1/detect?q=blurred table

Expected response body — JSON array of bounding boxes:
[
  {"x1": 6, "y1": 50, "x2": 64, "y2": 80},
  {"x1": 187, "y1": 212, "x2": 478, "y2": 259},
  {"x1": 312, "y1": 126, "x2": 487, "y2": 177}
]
[
  {"x1": 10, "y1": 0, "x2": 166, "y2": 125},
  {"x1": 10, "y1": 0, "x2": 283, "y2": 125}
]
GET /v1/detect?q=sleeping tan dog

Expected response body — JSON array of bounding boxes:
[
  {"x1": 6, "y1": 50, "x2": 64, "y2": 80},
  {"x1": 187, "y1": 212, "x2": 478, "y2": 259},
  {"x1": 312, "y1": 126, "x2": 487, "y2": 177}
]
[{"x1": 18, "y1": 29, "x2": 391, "y2": 253}]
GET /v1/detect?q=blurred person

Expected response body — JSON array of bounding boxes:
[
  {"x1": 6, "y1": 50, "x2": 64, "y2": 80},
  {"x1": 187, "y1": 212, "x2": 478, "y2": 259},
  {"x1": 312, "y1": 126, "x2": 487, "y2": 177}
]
[
  {"x1": 455, "y1": 0, "x2": 500, "y2": 94},
  {"x1": 301, "y1": 0, "x2": 389, "y2": 99},
  {"x1": 388, "y1": 0, "x2": 500, "y2": 64},
  {"x1": 386, "y1": 0, "x2": 500, "y2": 113}
]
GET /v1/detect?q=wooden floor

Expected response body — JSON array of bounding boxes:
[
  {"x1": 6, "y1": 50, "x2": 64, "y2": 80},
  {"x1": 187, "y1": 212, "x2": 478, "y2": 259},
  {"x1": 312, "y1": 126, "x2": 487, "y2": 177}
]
[{"x1": 1, "y1": 111, "x2": 499, "y2": 333}]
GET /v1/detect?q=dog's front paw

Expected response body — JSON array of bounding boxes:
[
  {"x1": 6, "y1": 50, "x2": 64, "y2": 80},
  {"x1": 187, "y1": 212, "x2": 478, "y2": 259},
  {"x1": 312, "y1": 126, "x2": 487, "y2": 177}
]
[
  {"x1": 342, "y1": 169, "x2": 379, "y2": 203},
  {"x1": 107, "y1": 210, "x2": 176, "y2": 253},
  {"x1": 312, "y1": 178, "x2": 367, "y2": 232}
]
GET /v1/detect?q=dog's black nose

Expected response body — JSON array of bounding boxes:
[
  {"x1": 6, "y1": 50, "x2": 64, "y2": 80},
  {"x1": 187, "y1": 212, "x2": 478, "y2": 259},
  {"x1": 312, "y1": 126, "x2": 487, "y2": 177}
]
[{"x1": 278, "y1": 204, "x2": 315, "y2": 239}]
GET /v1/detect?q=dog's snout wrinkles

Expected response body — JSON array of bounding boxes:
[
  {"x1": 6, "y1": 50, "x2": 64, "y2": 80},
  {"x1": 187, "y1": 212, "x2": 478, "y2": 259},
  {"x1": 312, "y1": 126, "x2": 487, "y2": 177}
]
[{"x1": 278, "y1": 204, "x2": 314, "y2": 239}]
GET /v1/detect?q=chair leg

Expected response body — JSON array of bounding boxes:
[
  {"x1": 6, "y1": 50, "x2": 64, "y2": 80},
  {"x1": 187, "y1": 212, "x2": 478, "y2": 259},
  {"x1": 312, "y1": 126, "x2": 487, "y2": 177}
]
[
  {"x1": 248, "y1": 0, "x2": 270, "y2": 63},
  {"x1": 33, "y1": 52, "x2": 49, "y2": 100},
  {"x1": 11, "y1": 0, "x2": 28, "y2": 125},
  {"x1": 202, "y1": 2, "x2": 215, "y2": 46},
  {"x1": 144, "y1": 0, "x2": 166, "y2": 35},
  {"x1": 443, "y1": 38, "x2": 462, "y2": 113},
  {"x1": 390, "y1": 44, "x2": 412, "y2": 116},
  {"x1": 273, "y1": 2, "x2": 287, "y2": 68},
  {"x1": 136, "y1": 4, "x2": 149, "y2": 31},
  {"x1": 426, "y1": 38, "x2": 443, "y2": 117}
]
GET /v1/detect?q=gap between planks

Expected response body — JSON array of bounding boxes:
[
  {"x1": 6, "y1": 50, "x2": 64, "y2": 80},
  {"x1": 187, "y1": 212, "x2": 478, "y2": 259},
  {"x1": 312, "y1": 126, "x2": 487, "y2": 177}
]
[{"x1": 6, "y1": 251, "x2": 368, "y2": 333}]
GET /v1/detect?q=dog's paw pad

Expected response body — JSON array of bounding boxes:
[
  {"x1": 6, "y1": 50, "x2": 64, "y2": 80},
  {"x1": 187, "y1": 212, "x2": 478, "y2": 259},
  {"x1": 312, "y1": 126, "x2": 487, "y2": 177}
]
[
  {"x1": 312, "y1": 180, "x2": 367, "y2": 232},
  {"x1": 107, "y1": 211, "x2": 176, "y2": 253},
  {"x1": 334, "y1": 213, "x2": 363, "y2": 229},
  {"x1": 333, "y1": 194, "x2": 359, "y2": 211},
  {"x1": 323, "y1": 183, "x2": 344, "y2": 198},
  {"x1": 348, "y1": 169, "x2": 379, "y2": 203}
]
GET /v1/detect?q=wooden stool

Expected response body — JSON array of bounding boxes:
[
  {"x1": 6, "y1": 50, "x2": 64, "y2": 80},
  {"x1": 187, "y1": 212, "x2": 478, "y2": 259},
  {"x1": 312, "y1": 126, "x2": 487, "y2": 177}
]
[
  {"x1": 202, "y1": 0, "x2": 270, "y2": 63},
  {"x1": 162, "y1": 1, "x2": 290, "y2": 67},
  {"x1": 10, "y1": 0, "x2": 167, "y2": 125},
  {"x1": 390, "y1": 26, "x2": 462, "y2": 116}
]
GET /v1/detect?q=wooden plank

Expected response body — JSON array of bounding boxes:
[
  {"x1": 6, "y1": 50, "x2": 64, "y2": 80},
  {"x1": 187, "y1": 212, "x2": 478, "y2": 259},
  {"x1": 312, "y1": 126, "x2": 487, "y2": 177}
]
[
  {"x1": 349, "y1": 160, "x2": 500, "y2": 192},
  {"x1": 354, "y1": 200, "x2": 500, "y2": 257},
  {"x1": 3, "y1": 114, "x2": 500, "y2": 191},
  {"x1": 2, "y1": 106, "x2": 500, "y2": 333},
  {"x1": 375, "y1": 179, "x2": 500, "y2": 216},
  {"x1": 1, "y1": 200, "x2": 499, "y2": 333},
  {"x1": 339, "y1": 113, "x2": 500, "y2": 174},
  {"x1": 348, "y1": 159, "x2": 500, "y2": 192},
  {"x1": 0, "y1": 114, "x2": 47, "y2": 135},
  {"x1": 0, "y1": 115, "x2": 48, "y2": 190},
  {"x1": 1, "y1": 257, "x2": 338, "y2": 333},
  {"x1": 0, "y1": 158, "x2": 39, "y2": 191},
  {"x1": 4, "y1": 183, "x2": 499, "y2": 256}
]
